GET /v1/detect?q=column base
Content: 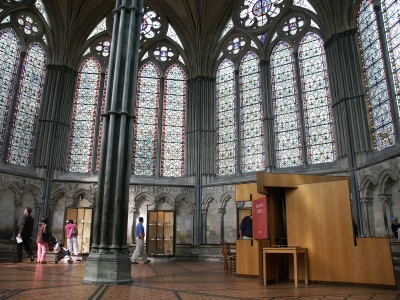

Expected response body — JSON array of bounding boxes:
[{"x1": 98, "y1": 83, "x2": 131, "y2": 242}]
[{"x1": 83, "y1": 252, "x2": 132, "y2": 285}]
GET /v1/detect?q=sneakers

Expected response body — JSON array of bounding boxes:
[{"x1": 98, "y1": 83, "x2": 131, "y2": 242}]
[
  {"x1": 131, "y1": 261, "x2": 138, "y2": 264},
  {"x1": 31, "y1": 256, "x2": 34, "y2": 262},
  {"x1": 144, "y1": 260, "x2": 151, "y2": 264},
  {"x1": 76, "y1": 258, "x2": 82, "y2": 262}
]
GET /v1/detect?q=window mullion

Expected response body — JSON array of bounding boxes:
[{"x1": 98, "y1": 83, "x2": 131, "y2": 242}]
[
  {"x1": 293, "y1": 51, "x2": 308, "y2": 166},
  {"x1": 156, "y1": 76, "x2": 165, "y2": 177},
  {"x1": 235, "y1": 69, "x2": 241, "y2": 174}
]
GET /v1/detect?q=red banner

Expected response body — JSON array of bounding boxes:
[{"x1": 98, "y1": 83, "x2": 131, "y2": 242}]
[{"x1": 253, "y1": 195, "x2": 268, "y2": 239}]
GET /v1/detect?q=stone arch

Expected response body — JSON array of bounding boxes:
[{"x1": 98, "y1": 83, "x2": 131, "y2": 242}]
[
  {"x1": 133, "y1": 192, "x2": 154, "y2": 211},
  {"x1": 202, "y1": 193, "x2": 214, "y2": 211},
  {"x1": 50, "y1": 188, "x2": 73, "y2": 209},
  {"x1": 155, "y1": 193, "x2": 174, "y2": 210},
  {"x1": 220, "y1": 191, "x2": 235, "y2": 209},
  {"x1": 0, "y1": 182, "x2": 20, "y2": 205},
  {"x1": 72, "y1": 189, "x2": 95, "y2": 206},
  {"x1": 359, "y1": 174, "x2": 378, "y2": 199},
  {"x1": 175, "y1": 193, "x2": 195, "y2": 211},
  {"x1": 128, "y1": 192, "x2": 154, "y2": 244},
  {"x1": 174, "y1": 193, "x2": 195, "y2": 244},
  {"x1": 0, "y1": 182, "x2": 20, "y2": 239},
  {"x1": 358, "y1": 174, "x2": 377, "y2": 237},
  {"x1": 220, "y1": 191, "x2": 237, "y2": 243},
  {"x1": 378, "y1": 169, "x2": 398, "y2": 195}
]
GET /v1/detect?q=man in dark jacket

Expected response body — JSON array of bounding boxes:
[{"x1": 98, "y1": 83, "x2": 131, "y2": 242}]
[
  {"x1": 16, "y1": 207, "x2": 34, "y2": 262},
  {"x1": 239, "y1": 215, "x2": 253, "y2": 239}
]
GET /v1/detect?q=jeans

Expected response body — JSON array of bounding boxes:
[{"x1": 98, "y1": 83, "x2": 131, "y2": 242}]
[{"x1": 130, "y1": 237, "x2": 148, "y2": 262}]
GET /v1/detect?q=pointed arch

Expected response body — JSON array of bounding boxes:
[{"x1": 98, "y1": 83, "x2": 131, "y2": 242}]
[{"x1": 378, "y1": 169, "x2": 399, "y2": 194}]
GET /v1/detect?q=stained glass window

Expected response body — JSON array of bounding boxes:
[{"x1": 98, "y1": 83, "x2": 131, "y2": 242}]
[
  {"x1": 216, "y1": 59, "x2": 236, "y2": 176},
  {"x1": 381, "y1": 0, "x2": 400, "y2": 125},
  {"x1": 239, "y1": 51, "x2": 264, "y2": 172},
  {"x1": 220, "y1": 19, "x2": 234, "y2": 41},
  {"x1": 293, "y1": 0, "x2": 317, "y2": 14},
  {"x1": 87, "y1": 18, "x2": 107, "y2": 40},
  {"x1": 141, "y1": 8, "x2": 162, "y2": 42},
  {"x1": 298, "y1": 32, "x2": 335, "y2": 164},
  {"x1": 161, "y1": 64, "x2": 186, "y2": 177},
  {"x1": 0, "y1": 28, "x2": 20, "y2": 153},
  {"x1": 35, "y1": 0, "x2": 49, "y2": 26},
  {"x1": 167, "y1": 25, "x2": 184, "y2": 49},
  {"x1": 8, "y1": 42, "x2": 46, "y2": 165},
  {"x1": 358, "y1": 0, "x2": 395, "y2": 150},
  {"x1": 68, "y1": 57, "x2": 101, "y2": 173},
  {"x1": 239, "y1": 0, "x2": 285, "y2": 29},
  {"x1": 271, "y1": 41, "x2": 302, "y2": 168},
  {"x1": 133, "y1": 62, "x2": 160, "y2": 176}
]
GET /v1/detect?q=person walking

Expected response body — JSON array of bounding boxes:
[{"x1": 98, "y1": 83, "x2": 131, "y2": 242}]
[
  {"x1": 130, "y1": 217, "x2": 151, "y2": 264},
  {"x1": 15, "y1": 207, "x2": 35, "y2": 263},
  {"x1": 64, "y1": 219, "x2": 81, "y2": 262},
  {"x1": 36, "y1": 216, "x2": 49, "y2": 264}
]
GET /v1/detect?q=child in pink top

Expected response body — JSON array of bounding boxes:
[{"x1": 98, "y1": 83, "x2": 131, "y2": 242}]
[{"x1": 64, "y1": 219, "x2": 81, "y2": 262}]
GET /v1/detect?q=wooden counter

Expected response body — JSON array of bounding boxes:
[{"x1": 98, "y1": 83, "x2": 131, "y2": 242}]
[{"x1": 262, "y1": 247, "x2": 308, "y2": 288}]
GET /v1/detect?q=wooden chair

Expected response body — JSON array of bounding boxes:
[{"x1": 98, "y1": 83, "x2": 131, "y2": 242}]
[{"x1": 222, "y1": 243, "x2": 236, "y2": 274}]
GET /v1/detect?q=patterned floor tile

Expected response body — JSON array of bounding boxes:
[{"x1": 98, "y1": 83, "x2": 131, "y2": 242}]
[{"x1": 0, "y1": 260, "x2": 398, "y2": 300}]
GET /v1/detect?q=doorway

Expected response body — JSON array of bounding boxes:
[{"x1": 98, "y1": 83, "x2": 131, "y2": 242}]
[{"x1": 65, "y1": 207, "x2": 93, "y2": 254}]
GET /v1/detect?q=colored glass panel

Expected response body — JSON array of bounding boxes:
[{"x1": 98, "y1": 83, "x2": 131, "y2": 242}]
[
  {"x1": 133, "y1": 62, "x2": 160, "y2": 176},
  {"x1": 161, "y1": 64, "x2": 186, "y2": 177},
  {"x1": 358, "y1": 0, "x2": 395, "y2": 150},
  {"x1": 271, "y1": 41, "x2": 302, "y2": 168},
  {"x1": 68, "y1": 57, "x2": 101, "y2": 173},
  {"x1": 298, "y1": 32, "x2": 335, "y2": 164},
  {"x1": 381, "y1": 0, "x2": 400, "y2": 125},
  {"x1": 216, "y1": 59, "x2": 237, "y2": 176},
  {"x1": 0, "y1": 28, "x2": 20, "y2": 153},
  {"x1": 8, "y1": 43, "x2": 46, "y2": 166},
  {"x1": 239, "y1": 52, "x2": 264, "y2": 172}
]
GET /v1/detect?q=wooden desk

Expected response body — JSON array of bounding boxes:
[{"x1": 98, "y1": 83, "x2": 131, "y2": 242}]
[{"x1": 262, "y1": 247, "x2": 308, "y2": 288}]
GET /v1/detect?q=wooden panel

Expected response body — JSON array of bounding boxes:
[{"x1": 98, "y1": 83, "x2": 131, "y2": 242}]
[
  {"x1": 285, "y1": 180, "x2": 396, "y2": 286},
  {"x1": 257, "y1": 172, "x2": 350, "y2": 193},
  {"x1": 236, "y1": 239, "x2": 270, "y2": 276},
  {"x1": 267, "y1": 189, "x2": 286, "y2": 246},
  {"x1": 235, "y1": 182, "x2": 264, "y2": 201}
]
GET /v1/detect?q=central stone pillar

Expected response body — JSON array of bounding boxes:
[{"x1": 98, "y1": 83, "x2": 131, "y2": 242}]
[{"x1": 83, "y1": 0, "x2": 143, "y2": 284}]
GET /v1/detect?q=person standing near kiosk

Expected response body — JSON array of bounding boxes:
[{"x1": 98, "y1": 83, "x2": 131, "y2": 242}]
[{"x1": 239, "y1": 215, "x2": 253, "y2": 239}]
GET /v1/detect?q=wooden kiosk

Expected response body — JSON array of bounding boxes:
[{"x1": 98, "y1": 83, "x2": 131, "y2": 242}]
[{"x1": 235, "y1": 173, "x2": 396, "y2": 287}]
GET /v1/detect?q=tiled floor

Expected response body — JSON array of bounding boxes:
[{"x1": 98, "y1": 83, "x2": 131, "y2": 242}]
[{"x1": 1, "y1": 258, "x2": 399, "y2": 300}]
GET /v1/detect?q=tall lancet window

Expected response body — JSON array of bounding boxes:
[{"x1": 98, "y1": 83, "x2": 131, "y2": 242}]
[
  {"x1": 0, "y1": 28, "x2": 20, "y2": 153},
  {"x1": 161, "y1": 64, "x2": 186, "y2": 177},
  {"x1": 216, "y1": 59, "x2": 237, "y2": 176},
  {"x1": 0, "y1": 7, "x2": 48, "y2": 167},
  {"x1": 68, "y1": 57, "x2": 101, "y2": 173},
  {"x1": 358, "y1": 0, "x2": 396, "y2": 150},
  {"x1": 133, "y1": 62, "x2": 160, "y2": 176},
  {"x1": 8, "y1": 42, "x2": 47, "y2": 165},
  {"x1": 271, "y1": 41, "x2": 302, "y2": 168},
  {"x1": 239, "y1": 51, "x2": 264, "y2": 172},
  {"x1": 298, "y1": 32, "x2": 335, "y2": 164},
  {"x1": 271, "y1": 32, "x2": 335, "y2": 168}
]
